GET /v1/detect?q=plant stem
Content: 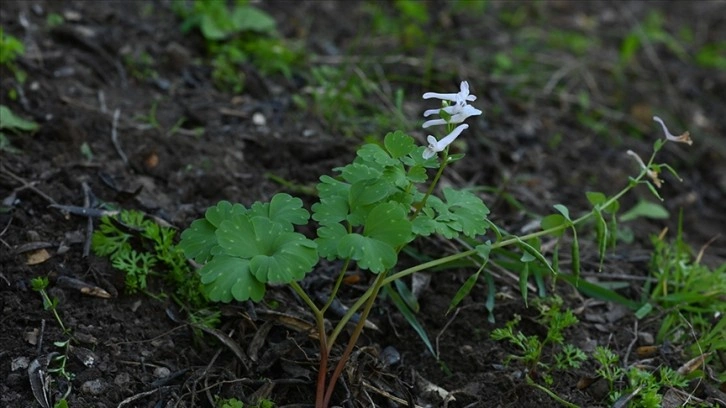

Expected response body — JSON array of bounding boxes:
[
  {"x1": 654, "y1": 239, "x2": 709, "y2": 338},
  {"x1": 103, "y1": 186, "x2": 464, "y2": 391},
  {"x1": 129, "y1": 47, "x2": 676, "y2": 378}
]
[
  {"x1": 290, "y1": 281, "x2": 329, "y2": 408},
  {"x1": 413, "y1": 149, "x2": 449, "y2": 217},
  {"x1": 321, "y1": 258, "x2": 351, "y2": 314},
  {"x1": 322, "y1": 270, "x2": 388, "y2": 406}
]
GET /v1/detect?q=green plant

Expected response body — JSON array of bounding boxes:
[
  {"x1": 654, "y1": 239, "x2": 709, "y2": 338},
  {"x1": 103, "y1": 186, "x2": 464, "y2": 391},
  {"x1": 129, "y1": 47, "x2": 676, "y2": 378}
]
[
  {"x1": 31, "y1": 277, "x2": 75, "y2": 400},
  {"x1": 173, "y1": 0, "x2": 301, "y2": 93},
  {"x1": 0, "y1": 26, "x2": 26, "y2": 83},
  {"x1": 179, "y1": 81, "x2": 691, "y2": 407},
  {"x1": 92, "y1": 210, "x2": 207, "y2": 308},
  {"x1": 491, "y1": 297, "x2": 587, "y2": 385},
  {"x1": 638, "y1": 212, "x2": 726, "y2": 378},
  {"x1": 598, "y1": 357, "x2": 688, "y2": 407},
  {"x1": 0, "y1": 104, "x2": 39, "y2": 153},
  {"x1": 216, "y1": 397, "x2": 274, "y2": 408}
]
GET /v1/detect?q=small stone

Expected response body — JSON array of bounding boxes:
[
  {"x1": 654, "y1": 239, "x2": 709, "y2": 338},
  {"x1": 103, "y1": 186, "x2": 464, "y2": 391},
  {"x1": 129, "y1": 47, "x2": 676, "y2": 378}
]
[
  {"x1": 11, "y1": 356, "x2": 29, "y2": 371},
  {"x1": 153, "y1": 366, "x2": 171, "y2": 379},
  {"x1": 81, "y1": 379, "x2": 105, "y2": 395},
  {"x1": 638, "y1": 332, "x2": 655, "y2": 345},
  {"x1": 114, "y1": 372, "x2": 130, "y2": 386},
  {"x1": 252, "y1": 112, "x2": 266, "y2": 126}
]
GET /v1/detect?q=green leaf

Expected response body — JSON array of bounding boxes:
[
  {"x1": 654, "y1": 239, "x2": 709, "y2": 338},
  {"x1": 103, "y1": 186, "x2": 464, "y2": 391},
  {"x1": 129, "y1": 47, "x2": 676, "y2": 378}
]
[
  {"x1": 315, "y1": 223, "x2": 348, "y2": 260},
  {"x1": 364, "y1": 202, "x2": 412, "y2": 247},
  {"x1": 340, "y1": 162, "x2": 381, "y2": 183},
  {"x1": 217, "y1": 216, "x2": 317, "y2": 283},
  {"x1": 406, "y1": 165, "x2": 427, "y2": 183},
  {"x1": 206, "y1": 201, "x2": 247, "y2": 228},
  {"x1": 250, "y1": 236, "x2": 317, "y2": 284},
  {"x1": 231, "y1": 5, "x2": 277, "y2": 34},
  {"x1": 394, "y1": 279, "x2": 419, "y2": 313},
  {"x1": 249, "y1": 193, "x2": 309, "y2": 230},
  {"x1": 179, "y1": 218, "x2": 218, "y2": 263},
  {"x1": 553, "y1": 204, "x2": 570, "y2": 220},
  {"x1": 519, "y1": 263, "x2": 530, "y2": 307},
  {"x1": 586, "y1": 191, "x2": 607, "y2": 207},
  {"x1": 336, "y1": 203, "x2": 411, "y2": 273},
  {"x1": 338, "y1": 232, "x2": 397, "y2": 273},
  {"x1": 384, "y1": 130, "x2": 415, "y2": 159},
  {"x1": 0, "y1": 105, "x2": 39, "y2": 132},
  {"x1": 384, "y1": 284, "x2": 436, "y2": 357},
  {"x1": 198, "y1": 255, "x2": 265, "y2": 302},
  {"x1": 418, "y1": 188, "x2": 490, "y2": 239},
  {"x1": 448, "y1": 267, "x2": 482, "y2": 314},
  {"x1": 540, "y1": 214, "x2": 566, "y2": 237},
  {"x1": 312, "y1": 194, "x2": 348, "y2": 226},
  {"x1": 620, "y1": 200, "x2": 669, "y2": 222},
  {"x1": 356, "y1": 143, "x2": 398, "y2": 167}
]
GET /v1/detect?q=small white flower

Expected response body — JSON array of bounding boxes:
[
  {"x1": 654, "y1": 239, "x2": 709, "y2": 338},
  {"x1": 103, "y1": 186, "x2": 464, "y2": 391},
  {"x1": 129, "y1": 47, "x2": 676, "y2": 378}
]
[
  {"x1": 653, "y1": 116, "x2": 692, "y2": 145},
  {"x1": 626, "y1": 149, "x2": 662, "y2": 188},
  {"x1": 422, "y1": 104, "x2": 482, "y2": 128},
  {"x1": 422, "y1": 81, "x2": 482, "y2": 128},
  {"x1": 423, "y1": 124, "x2": 469, "y2": 159},
  {"x1": 423, "y1": 81, "x2": 477, "y2": 104}
]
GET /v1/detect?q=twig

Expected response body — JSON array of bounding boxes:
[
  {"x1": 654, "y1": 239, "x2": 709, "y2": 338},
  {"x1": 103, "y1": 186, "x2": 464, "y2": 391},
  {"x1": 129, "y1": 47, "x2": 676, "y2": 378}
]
[
  {"x1": 435, "y1": 307, "x2": 461, "y2": 359},
  {"x1": 110, "y1": 109, "x2": 129, "y2": 166},
  {"x1": 622, "y1": 319, "x2": 639, "y2": 367},
  {"x1": 81, "y1": 182, "x2": 93, "y2": 257},
  {"x1": 0, "y1": 165, "x2": 58, "y2": 205}
]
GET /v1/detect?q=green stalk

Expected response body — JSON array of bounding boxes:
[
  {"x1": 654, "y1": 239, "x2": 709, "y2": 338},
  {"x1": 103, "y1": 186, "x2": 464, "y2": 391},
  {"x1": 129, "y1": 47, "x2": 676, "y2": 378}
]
[{"x1": 322, "y1": 270, "x2": 389, "y2": 406}]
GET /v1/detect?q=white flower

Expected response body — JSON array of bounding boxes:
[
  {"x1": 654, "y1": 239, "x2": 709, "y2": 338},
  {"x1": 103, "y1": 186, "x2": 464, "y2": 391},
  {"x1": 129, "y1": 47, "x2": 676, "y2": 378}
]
[
  {"x1": 422, "y1": 81, "x2": 482, "y2": 128},
  {"x1": 423, "y1": 124, "x2": 469, "y2": 159},
  {"x1": 422, "y1": 104, "x2": 482, "y2": 128},
  {"x1": 653, "y1": 116, "x2": 692, "y2": 145},
  {"x1": 423, "y1": 81, "x2": 477, "y2": 104}
]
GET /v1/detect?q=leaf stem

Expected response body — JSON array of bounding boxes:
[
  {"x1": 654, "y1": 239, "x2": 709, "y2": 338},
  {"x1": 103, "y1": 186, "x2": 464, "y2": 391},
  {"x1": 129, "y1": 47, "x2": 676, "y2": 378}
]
[{"x1": 322, "y1": 270, "x2": 388, "y2": 406}]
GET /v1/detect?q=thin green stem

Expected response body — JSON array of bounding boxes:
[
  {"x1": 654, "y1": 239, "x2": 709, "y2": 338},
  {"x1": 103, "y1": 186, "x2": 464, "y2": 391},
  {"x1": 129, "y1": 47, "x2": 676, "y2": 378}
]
[
  {"x1": 321, "y1": 257, "x2": 351, "y2": 314},
  {"x1": 526, "y1": 375, "x2": 580, "y2": 408},
  {"x1": 413, "y1": 149, "x2": 449, "y2": 217},
  {"x1": 290, "y1": 281, "x2": 322, "y2": 316},
  {"x1": 322, "y1": 270, "x2": 388, "y2": 406}
]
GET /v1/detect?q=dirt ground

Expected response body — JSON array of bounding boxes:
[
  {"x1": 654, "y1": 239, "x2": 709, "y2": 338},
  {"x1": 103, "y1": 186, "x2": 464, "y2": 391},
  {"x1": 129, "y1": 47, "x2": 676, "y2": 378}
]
[{"x1": 1, "y1": 1, "x2": 725, "y2": 407}]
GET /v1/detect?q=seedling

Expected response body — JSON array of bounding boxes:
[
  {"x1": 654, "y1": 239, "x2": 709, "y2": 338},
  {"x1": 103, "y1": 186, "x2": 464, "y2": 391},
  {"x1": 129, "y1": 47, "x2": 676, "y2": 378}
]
[
  {"x1": 491, "y1": 297, "x2": 587, "y2": 385},
  {"x1": 92, "y1": 210, "x2": 207, "y2": 308},
  {"x1": 30, "y1": 277, "x2": 75, "y2": 401}
]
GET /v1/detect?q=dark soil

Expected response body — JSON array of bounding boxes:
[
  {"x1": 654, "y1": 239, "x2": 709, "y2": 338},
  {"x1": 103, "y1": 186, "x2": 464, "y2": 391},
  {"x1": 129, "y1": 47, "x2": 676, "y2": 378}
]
[{"x1": 1, "y1": 1, "x2": 725, "y2": 407}]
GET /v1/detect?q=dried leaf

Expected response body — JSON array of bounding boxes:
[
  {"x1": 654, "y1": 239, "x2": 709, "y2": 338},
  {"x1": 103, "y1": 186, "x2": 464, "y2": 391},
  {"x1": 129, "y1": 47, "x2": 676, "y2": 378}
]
[{"x1": 26, "y1": 249, "x2": 51, "y2": 265}]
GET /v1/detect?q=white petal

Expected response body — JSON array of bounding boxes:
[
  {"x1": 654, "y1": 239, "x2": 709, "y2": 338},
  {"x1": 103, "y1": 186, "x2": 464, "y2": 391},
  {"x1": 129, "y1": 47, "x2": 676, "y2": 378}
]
[
  {"x1": 422, "y1": 118, "x2": 447, "y2": 128},
  {"x1": 653, "y1": 116, "x2": 674, "y2": 138},
  {"x1": 450, "y1": 105, "x2": 483, "y2": 123},
  {"x1": 436, "y1": 124, "x2": 469, "y2": 148},
  {"x1": 422, "y1": 148, "x2": 436, "y2": 159},
  {"x1": 426, "y1": 135, "x2": 439, "y2": 146},
  {"x1": 422, "y1": 92, "x2": 458, "y2": 101}
]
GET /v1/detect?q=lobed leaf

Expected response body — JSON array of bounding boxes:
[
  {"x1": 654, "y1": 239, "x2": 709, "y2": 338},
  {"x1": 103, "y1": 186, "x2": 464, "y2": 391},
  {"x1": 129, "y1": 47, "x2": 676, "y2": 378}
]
[
  {"x1": 198, "y1": 255, "x2": 265, "y2": 302},
  {"x1": 383, "y1": 130, "x2": 415, "y2": 159},
  {"x1": 179, "y1": 218, "x2": 218, "y2": 263}
]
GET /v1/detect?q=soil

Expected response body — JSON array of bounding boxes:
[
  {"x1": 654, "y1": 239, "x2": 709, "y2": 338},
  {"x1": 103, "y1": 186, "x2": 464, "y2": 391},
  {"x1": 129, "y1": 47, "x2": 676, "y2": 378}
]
[{"x1": 1, "y1": 1, "x2": 725, "y2": 407}]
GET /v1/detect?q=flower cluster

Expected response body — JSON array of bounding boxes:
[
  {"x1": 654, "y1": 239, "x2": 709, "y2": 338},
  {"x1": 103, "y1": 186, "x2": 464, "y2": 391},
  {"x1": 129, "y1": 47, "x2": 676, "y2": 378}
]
[{"x1": 421, "y1": 81, "x2": 482, "y2": 159}]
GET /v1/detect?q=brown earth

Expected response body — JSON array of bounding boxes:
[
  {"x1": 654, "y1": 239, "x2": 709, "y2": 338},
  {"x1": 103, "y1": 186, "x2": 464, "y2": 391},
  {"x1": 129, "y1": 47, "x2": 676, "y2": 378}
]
[{"x1": 1, "y1": 1, "x2": 725, "y2": 407}]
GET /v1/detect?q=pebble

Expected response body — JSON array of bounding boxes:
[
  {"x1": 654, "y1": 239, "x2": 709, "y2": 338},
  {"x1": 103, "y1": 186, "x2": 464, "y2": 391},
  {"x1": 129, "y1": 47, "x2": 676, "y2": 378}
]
[
  {"x1": 153, "y1": 366, "x2": 171, "y2": 379},
  {"x1": 81, "y1": 379, "x2": 105, "y2": 395}
]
